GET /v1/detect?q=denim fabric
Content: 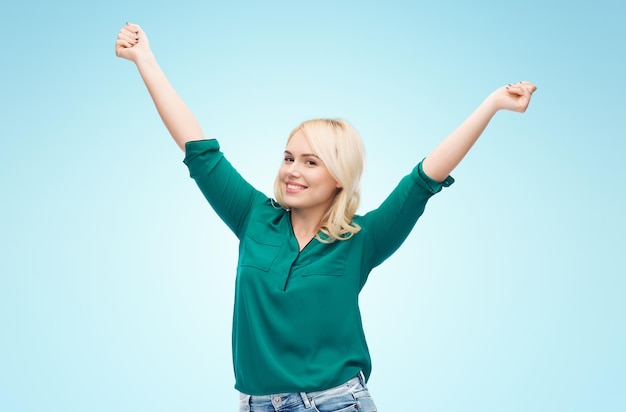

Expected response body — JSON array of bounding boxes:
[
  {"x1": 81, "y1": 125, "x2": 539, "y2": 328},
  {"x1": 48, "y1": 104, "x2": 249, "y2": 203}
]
[{"x1": 239, "y1": 374, "x2": 377, "y2": 412}]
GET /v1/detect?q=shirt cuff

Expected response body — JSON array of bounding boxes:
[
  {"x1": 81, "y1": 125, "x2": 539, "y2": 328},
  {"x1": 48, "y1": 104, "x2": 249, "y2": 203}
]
[
  {"x1": 183, "y1": 139, "x2": 220, "y2": 166},
  {"x1": 415, "y1": 159, "x2": 455, "y2": 194}
]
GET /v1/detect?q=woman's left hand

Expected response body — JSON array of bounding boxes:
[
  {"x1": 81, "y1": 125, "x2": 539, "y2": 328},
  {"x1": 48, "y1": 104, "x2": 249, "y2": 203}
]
[{"x1": 491, "y1": 81, "x2": 537, "y2": 113}]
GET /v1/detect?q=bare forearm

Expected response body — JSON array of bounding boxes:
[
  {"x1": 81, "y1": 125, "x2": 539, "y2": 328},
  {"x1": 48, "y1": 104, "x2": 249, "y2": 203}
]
[
  {"x1": 135, "y1": 54, "x2": 205, "y2": 151},
  {"x1": 422, "y1": 97, "x2": 498, "y2": 182},
  {"x1": 116, "y1": 23, "x2": 205, "y2": 152},
  {"x1": 422, "y1": 82, "x2": 536, "y2": 182}
]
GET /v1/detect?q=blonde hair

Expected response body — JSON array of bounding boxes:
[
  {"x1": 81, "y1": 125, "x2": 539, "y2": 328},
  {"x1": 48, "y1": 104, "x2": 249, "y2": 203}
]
[{"x1": 274, "y1": 119, "x2": 365, "y2": 243}]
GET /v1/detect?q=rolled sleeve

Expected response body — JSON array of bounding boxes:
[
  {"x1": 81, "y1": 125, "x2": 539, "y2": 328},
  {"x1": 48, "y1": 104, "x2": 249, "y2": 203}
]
[
  {"x1": 181, "y1": 138, "x2": 265, "y2": 236},
  {"x1": 413, "y1": 159, "x2": 455, "y2": 194},
  {"x1": 184, "y1": 139, "x2": 220, "y2": 156},
  {"x1": 183, "y1": 139, "x2": 221, "y2": 178}
]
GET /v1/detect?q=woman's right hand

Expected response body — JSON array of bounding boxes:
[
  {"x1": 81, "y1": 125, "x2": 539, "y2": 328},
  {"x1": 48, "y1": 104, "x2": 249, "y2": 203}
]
[{"x1": 115, "y1": 22, "x2": 151, "y2": 62}]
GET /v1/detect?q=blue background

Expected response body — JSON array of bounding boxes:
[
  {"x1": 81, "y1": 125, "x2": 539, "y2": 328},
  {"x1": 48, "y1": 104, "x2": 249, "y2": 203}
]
[{"x1": 1, "y1": 1, "x2": 624, "y2": 410}]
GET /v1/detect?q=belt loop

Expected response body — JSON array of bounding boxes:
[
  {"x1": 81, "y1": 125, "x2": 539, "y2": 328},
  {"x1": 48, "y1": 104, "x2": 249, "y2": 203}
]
[
  {"x1": 358, "y1": 370, "x2": 366, "y2": 385},
  {"x1": 299, "y1": 392, "x2": 313, "y2": 409}
]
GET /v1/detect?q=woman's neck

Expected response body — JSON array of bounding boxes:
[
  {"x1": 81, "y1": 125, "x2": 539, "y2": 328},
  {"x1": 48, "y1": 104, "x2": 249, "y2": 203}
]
[{"x1": 290, "y1": 209, "x2": 324, "y2": 248}]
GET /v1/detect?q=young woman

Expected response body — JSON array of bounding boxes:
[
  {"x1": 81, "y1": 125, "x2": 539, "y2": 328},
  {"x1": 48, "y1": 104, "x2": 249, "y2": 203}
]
[{"x1": 116, "y1": 22, "x2": 536, "y2": 412}]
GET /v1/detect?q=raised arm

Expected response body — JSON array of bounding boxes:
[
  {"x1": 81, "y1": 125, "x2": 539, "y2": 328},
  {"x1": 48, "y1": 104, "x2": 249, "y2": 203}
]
[
  {"x1": 422, "y1": 82, "x2": 537, "y2": 182},
  {"x1": 115, "y1": 23, "x2": 206, "y2": 151}
]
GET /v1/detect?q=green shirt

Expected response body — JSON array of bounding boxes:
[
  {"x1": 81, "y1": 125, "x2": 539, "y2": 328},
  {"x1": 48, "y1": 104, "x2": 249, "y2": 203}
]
[{"x1": 184, "y1": 139, "x2": 453, "y2": 395}]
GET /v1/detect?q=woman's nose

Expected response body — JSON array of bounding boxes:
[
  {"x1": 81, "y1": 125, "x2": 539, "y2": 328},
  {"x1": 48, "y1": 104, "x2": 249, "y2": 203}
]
[{"x1": 287, "y1": 161, "x2": 301, "y2": 176}]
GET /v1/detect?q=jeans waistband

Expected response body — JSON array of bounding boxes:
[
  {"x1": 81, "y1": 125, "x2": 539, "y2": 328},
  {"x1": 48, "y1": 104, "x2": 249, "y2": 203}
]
[{"x1": 241, "y1": 372, "x2": 366, "y2": 408}]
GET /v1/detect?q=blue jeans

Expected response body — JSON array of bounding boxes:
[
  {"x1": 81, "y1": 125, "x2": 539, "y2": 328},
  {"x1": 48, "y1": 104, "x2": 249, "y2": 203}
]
[{"x1": 238, "y1": 373, "x2": 377, "y2": 411}]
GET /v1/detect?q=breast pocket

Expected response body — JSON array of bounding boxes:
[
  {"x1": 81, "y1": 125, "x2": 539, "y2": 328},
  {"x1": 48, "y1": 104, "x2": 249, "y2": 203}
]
[
  {"x1": 240, "y1": 235, "x2": 281, "y2": 272},
  {"x1": 301, "y1": 246, "x2": 347, "y2": 277}
]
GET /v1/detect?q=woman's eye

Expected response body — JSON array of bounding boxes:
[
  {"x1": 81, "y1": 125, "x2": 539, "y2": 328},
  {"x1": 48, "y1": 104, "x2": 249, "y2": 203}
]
[
  {"x1": 305, "y1": 159, "x2": 317, "y2": 166},
  {"x1": 284, "y1": 157, "x2": 294, "y2": 163}
]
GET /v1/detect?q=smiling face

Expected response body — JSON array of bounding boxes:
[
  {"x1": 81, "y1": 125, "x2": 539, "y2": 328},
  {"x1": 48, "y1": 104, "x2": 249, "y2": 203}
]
[{"x1": 277, "y1": 129, "x2": 341, "y2": 217}]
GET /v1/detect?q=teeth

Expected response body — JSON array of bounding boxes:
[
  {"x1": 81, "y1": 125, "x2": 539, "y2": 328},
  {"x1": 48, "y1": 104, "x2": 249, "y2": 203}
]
[{"x1": 287, "y1": 184, "x2": 305, "y2": 190}]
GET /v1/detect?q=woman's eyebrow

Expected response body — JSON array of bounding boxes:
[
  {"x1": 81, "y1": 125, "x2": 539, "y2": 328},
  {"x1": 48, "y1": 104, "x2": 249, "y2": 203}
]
[{"x1": 284, "y1": 150, "x2": 319, "y2": 158}]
